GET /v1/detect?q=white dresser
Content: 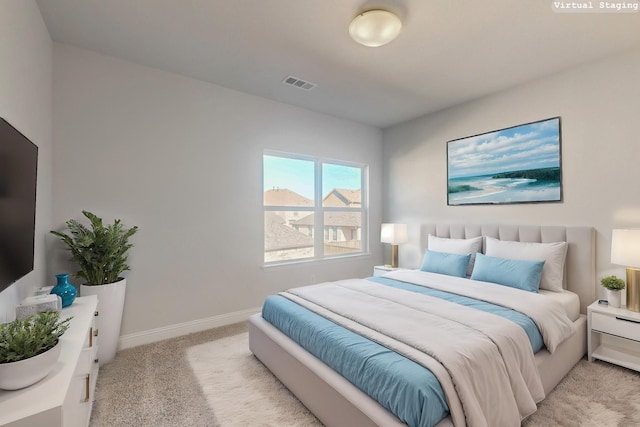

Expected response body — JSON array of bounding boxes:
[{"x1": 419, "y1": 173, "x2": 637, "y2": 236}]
[{"x1": 0, "y1": 296, "x2": 100, "y2": 427}]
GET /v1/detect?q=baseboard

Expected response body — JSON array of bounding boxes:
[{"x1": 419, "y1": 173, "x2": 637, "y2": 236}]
[{"x1": 117, "y1": 307, "x2": 261, "y2": 350}]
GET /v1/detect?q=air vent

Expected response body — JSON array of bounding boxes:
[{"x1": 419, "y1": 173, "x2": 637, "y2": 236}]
[{"x1": 282, "y1": 75, "x2": 317, "y2": 91}]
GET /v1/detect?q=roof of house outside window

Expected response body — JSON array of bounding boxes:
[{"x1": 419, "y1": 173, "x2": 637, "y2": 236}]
[
  {"x1": 264, "y1": 188, "x2": 313, "y2": 207},
  {"x1": 292, "y1": 211, "x2": 361, "y2": 227},
  {"x1": 329, "y1": 188, "x2": 361, "y2": 203},
  {"x1": 264, "y1": 212, "x2": 313, "y2": 251},
  {"x1": 323, "y1": 188, "x2": 361, "y2": 207}
]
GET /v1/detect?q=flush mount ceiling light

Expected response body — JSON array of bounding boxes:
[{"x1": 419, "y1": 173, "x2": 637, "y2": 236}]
[{"x1": 349, "y1": 9, "x2": 402, "y2": 47}]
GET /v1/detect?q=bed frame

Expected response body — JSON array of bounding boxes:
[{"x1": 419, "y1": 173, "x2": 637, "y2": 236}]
[{"x1": 249, "y1": 224, "x2": 596, "y2": 426}]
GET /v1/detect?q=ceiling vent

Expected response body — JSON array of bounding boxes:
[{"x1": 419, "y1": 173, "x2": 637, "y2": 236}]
[{"x1": 282, "y1": 75, "x2": 317, "y2": 91}]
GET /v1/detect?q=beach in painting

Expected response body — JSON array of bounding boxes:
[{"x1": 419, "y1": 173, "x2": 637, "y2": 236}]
[
  {"x1": 448, "y1": 167, "x2": 561, "y2": 204},
  {"x1": 447, "y1": 117, "x2": 562, "y2": 205}
]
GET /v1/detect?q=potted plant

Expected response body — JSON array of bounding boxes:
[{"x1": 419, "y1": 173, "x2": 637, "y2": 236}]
[
  {"x1": 51, "y1": 211, "x2": 138, "y2": 365},
  {"x1": 0, "y1": 312, "x2": 71, "y2": 390},
  {"x1": 601, "y1": 275, "x2": 625, "y2": 308}
]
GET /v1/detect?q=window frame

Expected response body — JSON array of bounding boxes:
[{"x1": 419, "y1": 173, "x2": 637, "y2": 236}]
[{"x1": 263, "y1": 150, "x2": 369, "y2": 266}]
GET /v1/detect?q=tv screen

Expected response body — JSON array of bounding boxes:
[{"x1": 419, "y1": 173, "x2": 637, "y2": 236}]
[{"x1": 0, "y1": 118, "x2": 38, "y2": 293}]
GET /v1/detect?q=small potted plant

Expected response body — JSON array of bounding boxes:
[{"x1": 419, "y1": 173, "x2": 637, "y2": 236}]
[
  {"x1": 51, "y1": 210, "x2": 138, "y2": 365},
  {"x1": 0, "y1": 311, "x2": 72, "y2": 390},
  {"x1": 601, "y1": 275, "x2": 625, "y2": 308}
]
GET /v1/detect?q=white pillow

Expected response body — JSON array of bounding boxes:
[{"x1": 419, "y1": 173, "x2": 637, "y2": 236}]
[
  {"x1": 484, "y1": 236, "x2": 568, "y2": 292},
  {"x1": 428, "y1": 234, "x2": 483, "y2": 277}
]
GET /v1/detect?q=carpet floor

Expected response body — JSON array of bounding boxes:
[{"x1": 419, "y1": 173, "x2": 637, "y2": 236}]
[{"x1": 90, "y1": 323, "x2": 640, "y2": 427}]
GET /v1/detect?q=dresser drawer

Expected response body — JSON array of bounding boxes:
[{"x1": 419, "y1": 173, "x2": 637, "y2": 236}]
[
  {"x1": 82, "y1": 318, "x2": 98, "y2": 350},
  {"x1": 75, "y1": 344, "x2": 99, "y2": 376},
  {"x1": 592, "y1": 311, "x2": 640, "y2": 342}
]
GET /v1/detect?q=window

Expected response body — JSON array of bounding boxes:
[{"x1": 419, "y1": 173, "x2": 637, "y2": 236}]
[{"x1": 263, "y1": 151, "x2": 367, "y2": 264}]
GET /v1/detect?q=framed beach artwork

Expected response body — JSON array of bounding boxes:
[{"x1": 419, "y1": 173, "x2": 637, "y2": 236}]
[{"x1": 447, "y1": 117, "x2": 562, "y2": 206}]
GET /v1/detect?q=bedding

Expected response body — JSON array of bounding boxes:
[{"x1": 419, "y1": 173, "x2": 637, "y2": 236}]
[
  {"x1": 262, "y1": 295, "x2": 450, "y2": 427},
  {"x1": 261, "y1": 270, "x2": 577, "y2": 427},
  {"x1": 469, "y1": 253, "x2": 544, "y2": 293},
  {"x1": 538, "y1": 289, "x2": 580, "y2": 321},
  {"x1": 484, "y1": 236, "x2": 568, "y2": 292},
  {"x1": 387, "y1": 270, "x2": 575, "y2": 352},
  {"x1": 427, "y1": 234, "x2": 482, "y2": 276},
  {"x1": 420, "y1": 250, "x2": 471, "y2": 278}
]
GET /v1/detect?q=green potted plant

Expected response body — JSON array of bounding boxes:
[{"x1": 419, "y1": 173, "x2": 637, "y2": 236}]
[
  {"x1": 601, "y1": 275, "x2": 625, "y2": 308},
  {"x1": 51, "y1": 210, "x2": 138, "y2": 365},
  {"x1": 0, "y1": 312, "x2": 71, "y2": 390}
]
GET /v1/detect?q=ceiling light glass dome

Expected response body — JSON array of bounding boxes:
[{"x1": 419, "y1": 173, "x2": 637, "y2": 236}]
[{"x1": 349, "y1": 9, "x2": 402, "y2": 47}]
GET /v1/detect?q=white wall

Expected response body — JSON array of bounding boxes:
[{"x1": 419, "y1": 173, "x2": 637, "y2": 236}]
[
  {"x1": 0, "y1": 0, "x2": 53, "y2": 321},
  {"x1": 383, "y1": 47, "x2": 640, "y2": 298},
  {"x1": 51, "y1": 44, "x2": 383, "y2": 338}
]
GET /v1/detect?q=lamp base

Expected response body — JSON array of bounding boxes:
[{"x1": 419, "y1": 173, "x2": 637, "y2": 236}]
[
  {"x1": 390, "y1": 245, "x2": 399, "y2": 268},
  {"x1": 626, "y1": 267, "x2": 640, "y2": 312}
]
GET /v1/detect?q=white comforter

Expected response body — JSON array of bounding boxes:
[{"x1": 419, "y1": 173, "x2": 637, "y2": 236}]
[
  {"x1": 280, "y1": 272, "x2": 576, "y2": 427},
  {"x1": 387, "y1": 270, "x2": 576, "y2": 353}
]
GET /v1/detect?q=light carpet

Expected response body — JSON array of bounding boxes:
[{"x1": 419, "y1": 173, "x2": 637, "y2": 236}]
[
  {"x1": 187, "y1": 333, "x2": 322, "y2": 427},
  {"x1": 91, "y1": 324, "x2": 640, "y2": 426}
]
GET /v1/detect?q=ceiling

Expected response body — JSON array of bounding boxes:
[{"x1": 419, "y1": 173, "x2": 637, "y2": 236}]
[{"x1": 36, "y1": 0, "x2": 640, "y2": 128}]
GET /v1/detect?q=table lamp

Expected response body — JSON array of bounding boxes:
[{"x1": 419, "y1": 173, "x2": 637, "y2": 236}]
[
  {"x1": 381, "y1": 223, "x2": 408, "y2": 268},
  {"x1": 611, "y1": 229, "x2": 640, "y2": 312}
]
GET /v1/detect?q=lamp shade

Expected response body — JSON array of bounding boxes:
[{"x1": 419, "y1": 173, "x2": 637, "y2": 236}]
[
  {"x1": 611, "y1": 229, "x2": 640, "y2": 268},
  {"x1": 381, "y1": 223, "x2": 408, "y2": 245},
  {"x1": 349, "y1": 10, "x2": 402, "y2": 47}
]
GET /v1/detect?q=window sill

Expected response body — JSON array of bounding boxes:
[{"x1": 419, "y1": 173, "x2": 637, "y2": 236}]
[{"x1": 263, "y1": 252, "x2": 371, "y2": 270}]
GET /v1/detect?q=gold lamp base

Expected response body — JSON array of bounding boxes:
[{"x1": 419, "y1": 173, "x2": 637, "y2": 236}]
[
  {"x1": 626, "y1": 267, "x2": 640, "y2": 312},
  {"x1": 390, "y1": 244, "x2": 399, "y2": 268}
]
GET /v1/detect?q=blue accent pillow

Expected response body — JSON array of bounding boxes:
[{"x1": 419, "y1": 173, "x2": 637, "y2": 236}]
[
  {"x1": 470, "y1": 253, "x2": 545, "y2": 293},
  {"x1": 420, "y1": 250, "x2": 471, "y2": 278}
]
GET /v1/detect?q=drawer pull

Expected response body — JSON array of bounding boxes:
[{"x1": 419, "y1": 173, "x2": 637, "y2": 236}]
[
  {"x1": 89, "y1": 327, "x2": 93, "y2": 347},
  {"x1": 94, "y1": 358, "x2": 99, "y2": 364},
  {"x1": 94, "y1": 328, "x2": 99, "y2": 337},
  {"x1": 84, "y1": 374, "x2": 90, "y2": 403},
  {"x1": 615, "y1": 316, "x2": 640, "y2": 324},
  {"x1": 94, "y1": 311, "x2": 99, "y2": 317}
]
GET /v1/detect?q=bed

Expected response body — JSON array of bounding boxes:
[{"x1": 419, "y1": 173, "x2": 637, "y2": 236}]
[{"x1": 249, "y1": 224, "x2": 595, "y2": 426}]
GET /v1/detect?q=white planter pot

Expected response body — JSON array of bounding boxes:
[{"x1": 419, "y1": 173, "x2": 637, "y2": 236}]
[
  {"x1": 0, "y1": 342, "x2": 61, "y2": 390},
  {"x1": 607, "y1": 289, "x2": 622, "y2": 308},
  {"x1": 81, "y1": 278, "x2": 126, "y2": 365}
]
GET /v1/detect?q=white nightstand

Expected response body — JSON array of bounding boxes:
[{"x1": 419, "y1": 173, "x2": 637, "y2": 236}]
[
  {"x1": 373, "y1": 265, "x2": 407, "y2": 277},
  {"x1": 588, "y1": 300, "x2": 640, "y2": 372}
]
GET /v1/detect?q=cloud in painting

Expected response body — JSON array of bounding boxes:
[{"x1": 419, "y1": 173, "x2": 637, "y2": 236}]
[{"x1": 447, "y1": 118, "x2": 560, "y2": 178}]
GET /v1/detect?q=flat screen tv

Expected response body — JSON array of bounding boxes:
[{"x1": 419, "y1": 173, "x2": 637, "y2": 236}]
[{"x1": 0, "y1": 117, "x2": 38, "y2": 293}]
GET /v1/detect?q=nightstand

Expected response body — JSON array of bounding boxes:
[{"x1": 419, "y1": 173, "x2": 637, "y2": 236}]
[
  {"x1": 588, "y1": 301, "x2": 640, "y2": 372},
  {"x1": 373, "y1": 265, "x2": 407, "y2": 277}
]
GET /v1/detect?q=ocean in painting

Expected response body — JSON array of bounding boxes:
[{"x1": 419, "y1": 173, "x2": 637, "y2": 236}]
[{"x1": 448, "y1": 167, "x2": 561, "y2": 205}]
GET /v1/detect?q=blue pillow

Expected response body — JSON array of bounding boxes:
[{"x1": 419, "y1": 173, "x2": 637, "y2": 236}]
[
  {"x1": 420, "y1": 250, "x2": 471, "y2": 278},
  {"x1": 470, "y1": 253, "x2": 545, "y2": 293}
]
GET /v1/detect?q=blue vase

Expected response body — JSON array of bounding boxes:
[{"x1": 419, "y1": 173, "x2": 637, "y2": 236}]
[{"x1": 50, "y1": 273, "x2": 77, "y2": 308}]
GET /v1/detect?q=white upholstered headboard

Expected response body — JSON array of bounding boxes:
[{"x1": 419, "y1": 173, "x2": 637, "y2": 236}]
[{"x1": 422, "y1": 224, "x2": 596, "y2": 314}]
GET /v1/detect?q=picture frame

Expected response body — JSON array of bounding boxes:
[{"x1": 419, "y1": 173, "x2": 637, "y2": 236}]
[{"x1": 447, "y1": 117, "x2": 562, "y2": 206}]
